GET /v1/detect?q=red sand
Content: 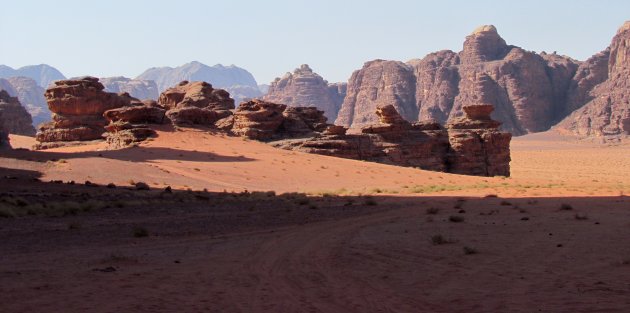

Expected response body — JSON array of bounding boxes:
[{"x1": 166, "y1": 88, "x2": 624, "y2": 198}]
[{"x1": 1, "y1": 129, "x2": 630, "y2": 312}]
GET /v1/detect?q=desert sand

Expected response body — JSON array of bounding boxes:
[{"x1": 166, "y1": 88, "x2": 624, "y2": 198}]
[{"x1": 1, "y1": 129, "x2": 630, "y2": 312}]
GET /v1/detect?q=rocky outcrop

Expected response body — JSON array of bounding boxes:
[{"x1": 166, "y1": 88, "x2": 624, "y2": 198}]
[
  {"x1": 0, "y1": 90, "x2": 36, "y2": 137},
  {"x1": 264, "y1": 64, "x2": 346, "y2": 120},
  {"x1": 555, "y1": 21, "x2": 630, "y2": 140},
  {"x1": 103, "y1": 100, "x2": 165, "y2": 149},
  {"x1": 336, "y1": 60, "x2": 418, "y2": 128},
  {"x1": 5, "y1": 77, "x2": 50, "y2": 127},
  {"x1": 158, "y1": 81, "x2": 234, "y2": 126},
  {"x1": 0, "y1": 64, "x2": 66, "y2": 88},
  {"x1": 137, "y1": 61, "x2": 262, "y2": 104},
  {"x1": 35, "y1": 77, "x2": 134, "y2": 149},
  {"x1": 272, "y1": 104, "x2": 511, "y2": 176},
  {"x1": 564, "y1": 49, "x2": 610, "y2": 115},
  {"x1": 101, "y1": 77, "x2": 159, "y2": 100},
  {"x1": 336, "y1": 25, "x2": 581, "y2": 136},
  {"x1": 232, "y1": 100, "x2": 287, "y2": 140},
  {"x1": 446, "y1": 105, "x2": 511, "y2": 176}
]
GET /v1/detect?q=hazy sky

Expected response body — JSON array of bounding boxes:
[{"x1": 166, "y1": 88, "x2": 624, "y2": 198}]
[{"x1": 1, "y1": 0, "x2": 628, "y2": 85}]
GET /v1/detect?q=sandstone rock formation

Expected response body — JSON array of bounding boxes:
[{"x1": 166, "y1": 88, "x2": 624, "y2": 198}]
[
  {"x1": 36, "y1": 77, "x2": 134, "y2": 149},
  {"x1": 0, "y1": 90, "x2": 36, "y2": 137},
  {"x1": 5, "y1": 77, "x2": 50, "y2": 127},
  {"x1": 271, "y1": 104, "x2": 511, "y2": 176},
  {"x1": 264, "y1": 64, "x2": 346, "y2": 120},
  {"x1": 0, "y1": 64, "x2": 66, "y2": 88},
  {"x1": 555, "y1": 21, "x2": 630, "y2": 140},
  {"x1": 335, "y1": 25, "x2": 582, "y2": 136},
  {"x1": 232, "y1": 100, "x2": 287, "y2": 140},
  {"x1": 103, "y1": 100, "x2": 165, "y2": 149},
  {"x1": 101, "y1": 77, "x2": 159, "y2": 100},
  {"x1": 137, "y1": 61, "x2": 262, "y2": 104},
  {"x1": 158, "y1": 81, "x2": 234, "y2": 126},
  {"x1": 336, "y1": 60, "x2": 418, "y2": 128},
  {"x1": 446, "y1": 105, "x2": 511, "y2": 176}
]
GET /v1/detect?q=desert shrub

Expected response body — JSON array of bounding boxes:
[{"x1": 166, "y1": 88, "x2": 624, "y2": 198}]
[
  {"x1": 364, "y1": 197, "x2": 377, "y2": 206},
  {"x1": 431, "y1": 234, "x2": 453, "y2": 245},
  {"x1": 463, "y1": 246, "x2": 478, "y2": 255},
  {"x1": 449, "y1": 215, "x2": 465, "y2": 223},
  {"x1": 132, "y1": 227, "x2": 149, "y2": 238},
  {"x1": 560, "y1": 203, "x2": 573, "y2": 211},
  {"x1": 426, "y1": 207, "x2": 439, "y2": 215},
  {"x1": 574, "y1": 213, "x2": 588, "y2": 220}
]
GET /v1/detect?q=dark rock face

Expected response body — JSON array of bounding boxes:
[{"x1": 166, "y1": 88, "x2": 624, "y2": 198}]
[
  {"x1": 269, "y1": 104, "x2": 511, "y2": 177},
  {"x1": 158, "y1": 81, "x2": 234, "y2": 126},
  {"x1": 36, "y1": 77, "x2": 134, "y2": 149},
  {"x1": 264, "y1": 64, "x2": 346, "y2": 120},
  {"x1": 336, "y1": 25, "x2": 582, "y2": 136},
  {"x1": 0, "y1": 64, "x2": 66, "y2": 88},
  {"x1": 101, "y1": 77, "x2": 159, "y2": 100},
  {"x1": 336, "y1": 60, "x2": 418, "y2": 128},
  {"x1": 555, "y1": 21, "x2": 630, "y2": 140},
  {"x1": 0, "y1": 90, "x2": 36, "y2": 137},
  {"x1": 5, "y1": 77, "x2": 50, "y2": 127},
  {"x1": 137, "y1": 61, "x2": 262, "y2": 104}
]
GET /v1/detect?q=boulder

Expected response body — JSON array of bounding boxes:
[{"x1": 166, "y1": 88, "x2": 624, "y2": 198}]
[
  {"x1": 232, "y1": 100, "x2": 286, "y2": 140},
  {"x1": 35, "y1": 77, "x2": 134, "y2": 149},
  {"x1": 158, "y1": 81, "x2": 234, "y2": 126}
]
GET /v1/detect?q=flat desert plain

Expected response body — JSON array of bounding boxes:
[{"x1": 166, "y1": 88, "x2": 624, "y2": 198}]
[{"x1": 1, "y1": 129, "x2": 629, "y2": 312}]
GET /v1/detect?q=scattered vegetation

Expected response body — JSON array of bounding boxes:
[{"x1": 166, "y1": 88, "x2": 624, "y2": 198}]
[
  {"x1": 132, "y1": 226, "x2": 149, "y2": 238},
  {"x1": 0, "y1": 196, "x2": 108, "y2": 218},
  {"x1": 431, "y1": 234, "x2": 454, "y2": 245},
  {"x1": 463, "y1": 246, "x2": 478, "y2": 255},
  {"x1": 574, "y1": 213, "x2": 589, "y2": 220},
  {"x1": 560, "y1": 203, "x2": 574, "y2": 211},
  {"x1": 364, "y1": 196, "x2": 378, "y2": 206},
  {"x1": 448, "y1": 215, "x2": 465, "y2": 223},
  {"x1": 426, "y1": 207, "x2": 440, "y2": 215}
]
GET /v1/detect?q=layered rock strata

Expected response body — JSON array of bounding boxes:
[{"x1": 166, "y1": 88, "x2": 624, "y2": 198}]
[
  {"x1": 264, "y1": 64, "x2": 346, "y2": 120},
  {"x1": 158, "y1": 81, "x2": 234, "y2": 126},
  {"x1": 555, "y1": 21, "x2": 630, "y2": 140},
  {"x1": 270, "y1": 104, "x2": 511, "y2": 176},
  {"x1": 35, "y1": 77, "x2": 134, "y2": 149},
  {"x1": 0, "y1": 90, "x2": 36, "y2": 136}
]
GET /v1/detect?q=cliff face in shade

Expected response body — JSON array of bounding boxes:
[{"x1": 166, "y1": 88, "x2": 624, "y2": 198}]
[
  {"x1": 5, "y1": 77, "x2": 50, "y2": 127},
  {"x1": 335, "y1": 25, "x2": 583, "y2": 136},
  {"x1": 101, "y1": 77, "x2": 159, "y2": 100},
  {"x1": 335, "y1": 60, "x2": 418, "y2": 128},
  {"x1": 555, "y1": 21, "x2": 630, "y2": 139},
  {"x1": 0, "y1": 64, "x2": 66, "y2": 87},
  {"x1": 137, "y1": 61, "x2": 261, "y2": 104},
  {"x1": 263, "y1": 64, "x2": 345, "y2": 120},
  {"x1": 0, "y1": 90, "x2": 36, "y2": 136}
]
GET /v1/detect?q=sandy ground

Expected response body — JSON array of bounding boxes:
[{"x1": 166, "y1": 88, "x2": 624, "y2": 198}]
[{"x1": 1, "y1": 129, "x2": 630, "y2": 312}]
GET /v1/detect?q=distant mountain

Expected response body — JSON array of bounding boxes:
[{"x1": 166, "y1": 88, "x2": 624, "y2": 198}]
[
  {"x1": 0, "y1": 64, "x2": 66, "y2": 87},
  {"x1": 100, "y1": 76, "x2": 159, "y2": 100},
  {"x1": 5, "y1": 77, "x2": 49, "y2": 127},
  {"x1": 137, "y1": 61, "x2": 262, "y2": 104}
]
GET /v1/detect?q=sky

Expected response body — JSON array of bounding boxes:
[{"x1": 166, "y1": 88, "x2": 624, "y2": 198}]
[{"x1": 1, "y1": 0, "x2": 628, "y2": 85}]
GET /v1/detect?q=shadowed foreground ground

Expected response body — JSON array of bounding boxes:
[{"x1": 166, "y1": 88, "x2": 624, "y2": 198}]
[
  {"x1": 1, "y1": 174, "x2": 629, "y2": 313},
  {"x1": 1, "y1": 130, "x2": 630, "y2": 312}
]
